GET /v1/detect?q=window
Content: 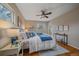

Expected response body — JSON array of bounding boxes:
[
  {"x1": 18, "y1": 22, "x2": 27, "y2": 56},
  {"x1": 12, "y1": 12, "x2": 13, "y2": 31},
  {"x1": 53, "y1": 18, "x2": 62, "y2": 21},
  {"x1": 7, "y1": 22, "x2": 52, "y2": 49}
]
[
  {"x1": 0, "y1": 3, "x2": 20, "y2": 27},
  {"x1": 0, "y1": 3, "x2": 12, "y2": 21}
]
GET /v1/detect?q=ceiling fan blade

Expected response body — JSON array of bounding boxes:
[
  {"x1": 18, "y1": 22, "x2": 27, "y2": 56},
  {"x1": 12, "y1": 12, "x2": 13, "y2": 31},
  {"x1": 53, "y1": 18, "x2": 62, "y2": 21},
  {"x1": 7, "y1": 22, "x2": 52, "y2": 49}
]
[
  {"x1": 44, "y1": 15, "x2": 48, "y2": 18},
  {"x1": 36, "y1": 9, "x2": 52, "y2": 19},
  {"x1": 45, "y1": 12, "x2": 52, "y2": 15}
]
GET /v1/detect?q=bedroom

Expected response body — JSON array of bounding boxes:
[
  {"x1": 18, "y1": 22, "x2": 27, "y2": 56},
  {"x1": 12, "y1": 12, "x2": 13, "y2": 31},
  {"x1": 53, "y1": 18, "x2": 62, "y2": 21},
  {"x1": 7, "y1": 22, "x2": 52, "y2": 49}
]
[{"x1": 0, "y1": 3, "x2": 79, "y2": 56}]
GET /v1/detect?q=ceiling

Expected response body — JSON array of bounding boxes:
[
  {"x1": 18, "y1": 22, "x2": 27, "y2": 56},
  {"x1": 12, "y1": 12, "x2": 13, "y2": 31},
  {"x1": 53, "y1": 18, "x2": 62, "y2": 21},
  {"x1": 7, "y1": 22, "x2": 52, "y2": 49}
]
[{"x1": 16, "y1": 3, "x2": 79, "y2": 22}]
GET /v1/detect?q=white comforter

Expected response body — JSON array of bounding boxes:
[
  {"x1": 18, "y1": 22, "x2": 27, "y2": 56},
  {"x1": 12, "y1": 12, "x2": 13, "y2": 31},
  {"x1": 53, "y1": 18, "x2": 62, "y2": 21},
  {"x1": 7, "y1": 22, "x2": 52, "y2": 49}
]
[{"x1": 28, "y1": 35, "x2": 56, "y2": 53}]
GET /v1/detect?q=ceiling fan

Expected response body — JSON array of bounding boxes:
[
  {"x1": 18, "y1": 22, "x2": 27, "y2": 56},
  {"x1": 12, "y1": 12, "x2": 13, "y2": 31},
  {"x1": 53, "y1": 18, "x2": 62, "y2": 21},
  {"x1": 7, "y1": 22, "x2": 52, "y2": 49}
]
[{"x1": 36, "y1": 9, "x2": 52, "y2": 19}]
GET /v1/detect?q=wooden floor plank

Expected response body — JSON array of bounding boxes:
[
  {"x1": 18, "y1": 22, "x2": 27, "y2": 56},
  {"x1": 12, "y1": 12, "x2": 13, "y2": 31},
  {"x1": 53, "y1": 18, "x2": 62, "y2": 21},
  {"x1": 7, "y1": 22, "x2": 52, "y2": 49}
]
[{"x1": 57, "y1": 41, "x2": 79, "y2": 56}]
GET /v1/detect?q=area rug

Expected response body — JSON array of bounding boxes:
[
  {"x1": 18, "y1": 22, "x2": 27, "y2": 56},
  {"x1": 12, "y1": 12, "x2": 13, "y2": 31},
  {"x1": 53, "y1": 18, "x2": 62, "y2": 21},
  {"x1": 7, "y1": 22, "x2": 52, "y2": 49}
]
[{"x1": 39, "y1": 45, "x2": 69, "y2": 56}]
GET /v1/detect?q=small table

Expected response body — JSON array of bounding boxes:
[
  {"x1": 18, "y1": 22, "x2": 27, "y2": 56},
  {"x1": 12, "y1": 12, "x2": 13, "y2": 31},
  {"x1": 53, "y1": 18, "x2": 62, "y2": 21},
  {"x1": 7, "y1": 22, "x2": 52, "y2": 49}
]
[
  {"x1": 0, "y1": 43, "x2": 22, "y2": 56},
  {"x1": 55, "y1": 33, "x2": 68, "y2": 44}
]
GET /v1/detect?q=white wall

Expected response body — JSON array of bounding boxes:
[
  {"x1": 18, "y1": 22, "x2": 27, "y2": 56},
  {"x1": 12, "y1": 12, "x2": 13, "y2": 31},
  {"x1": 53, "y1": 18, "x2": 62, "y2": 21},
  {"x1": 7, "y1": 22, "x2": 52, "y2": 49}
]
[{"x1": 48, "y1": 7, "x2": 79, "y2": 49}]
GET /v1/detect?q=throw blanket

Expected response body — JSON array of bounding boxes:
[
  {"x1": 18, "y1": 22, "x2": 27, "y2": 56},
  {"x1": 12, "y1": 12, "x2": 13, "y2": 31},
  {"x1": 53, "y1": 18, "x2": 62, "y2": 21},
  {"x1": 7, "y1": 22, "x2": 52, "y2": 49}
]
[
  {"x1": 29, "y1": 35, "x2": 55, "y2": 53},
  {"x1": 39, "y1": 35, "x2": 52, "y2": 41}
]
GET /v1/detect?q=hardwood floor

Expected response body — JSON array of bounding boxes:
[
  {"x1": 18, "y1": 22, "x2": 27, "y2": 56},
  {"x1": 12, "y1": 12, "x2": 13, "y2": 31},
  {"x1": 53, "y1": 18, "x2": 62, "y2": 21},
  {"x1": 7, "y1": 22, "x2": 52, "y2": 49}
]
[
  {"x1": 57, "y1": 41, "x2": 79, "y2": 56},
  {"x1": 23, "y1": 41, "x2": 79, "y2": 56},
  {"x1": 23, "y1": 49, "x2": 39, "y2": 56}
]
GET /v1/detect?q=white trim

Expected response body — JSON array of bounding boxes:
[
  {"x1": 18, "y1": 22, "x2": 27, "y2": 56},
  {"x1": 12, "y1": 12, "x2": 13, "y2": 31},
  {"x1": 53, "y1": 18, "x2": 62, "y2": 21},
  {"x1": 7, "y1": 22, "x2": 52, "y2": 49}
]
[
  {"x1": 2, "y1": 4, "x2": 15, "y2": 23},
  {"x1": 68, "y1": 43, "x2": 79, "y2": 49},
  {"x1": 2, "y1": 3, "x2": 16, "y2": 14}
]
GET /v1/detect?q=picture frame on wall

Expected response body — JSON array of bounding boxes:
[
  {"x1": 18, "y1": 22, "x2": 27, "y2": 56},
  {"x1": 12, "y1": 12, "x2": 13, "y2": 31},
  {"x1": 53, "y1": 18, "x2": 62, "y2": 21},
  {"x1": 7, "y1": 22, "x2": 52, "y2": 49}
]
[
  {"x1": 58, "y1": 25, "x2": 64, "y2": 31},
  {"x1": 64, "y1": 25, "x2": 69, "y2": 31}
]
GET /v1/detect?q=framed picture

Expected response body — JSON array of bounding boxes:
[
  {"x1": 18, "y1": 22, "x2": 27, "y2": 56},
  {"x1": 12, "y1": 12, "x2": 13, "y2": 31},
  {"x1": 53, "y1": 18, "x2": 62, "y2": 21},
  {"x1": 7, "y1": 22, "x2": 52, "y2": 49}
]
[
  {"x1": 64, "y1": 25, "x2": 69, "y2": 31},
  {"x1": 58, "y1": 25, "x2": 64, "y2": 31},
  {"x1": 56, "y1": 26, "x2": 59, "y2": 31}
]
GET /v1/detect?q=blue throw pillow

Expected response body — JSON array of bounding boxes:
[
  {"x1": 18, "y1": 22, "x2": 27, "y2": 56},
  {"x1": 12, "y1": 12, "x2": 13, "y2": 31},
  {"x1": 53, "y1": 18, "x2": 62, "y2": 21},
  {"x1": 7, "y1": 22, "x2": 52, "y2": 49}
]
[
  {"x1": 29, "y1": 32, "x2": 35, "y2": 37},
  {"x1": 37, "y1": 33, "x2": 43, "y2": 36},
  {"x1": 30, "y1": 32, "x2": 35, "y2": 37},
  {"x1": 32, "y1": 32, "x2": 35, "y2": 37},
  {"x1": 26, "y1": 32, "x2": 36, "y2": 39},
  {"x1": 11, "y1": 37, "x2": 18, "y2": 45}
]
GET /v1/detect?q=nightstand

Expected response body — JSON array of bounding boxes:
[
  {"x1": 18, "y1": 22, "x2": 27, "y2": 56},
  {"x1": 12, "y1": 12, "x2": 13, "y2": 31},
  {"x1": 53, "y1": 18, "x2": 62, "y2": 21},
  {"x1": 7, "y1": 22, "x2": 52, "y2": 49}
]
[{"x1": 0, "y1": 43, "x2": 22, "y2": 56}]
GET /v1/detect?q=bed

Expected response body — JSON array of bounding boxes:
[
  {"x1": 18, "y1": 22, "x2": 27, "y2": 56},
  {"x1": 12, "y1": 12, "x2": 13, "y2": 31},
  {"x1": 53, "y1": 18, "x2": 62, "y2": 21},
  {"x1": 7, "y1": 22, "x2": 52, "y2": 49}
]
[{"x1": 20, "y1": 32, "x2": 56, "y2": 53}]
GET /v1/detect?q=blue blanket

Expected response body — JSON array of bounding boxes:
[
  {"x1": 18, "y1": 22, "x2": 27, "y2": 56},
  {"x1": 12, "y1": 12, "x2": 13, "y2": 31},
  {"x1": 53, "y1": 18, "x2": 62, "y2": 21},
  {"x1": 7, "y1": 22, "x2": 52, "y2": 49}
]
[{"x1": 39, "y1": 35, "x2": 52, "y2": 41}]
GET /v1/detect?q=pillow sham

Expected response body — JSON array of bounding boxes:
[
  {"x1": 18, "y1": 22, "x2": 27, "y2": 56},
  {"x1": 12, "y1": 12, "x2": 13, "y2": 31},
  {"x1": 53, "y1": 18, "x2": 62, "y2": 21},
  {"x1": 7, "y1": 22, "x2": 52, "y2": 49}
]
[
  {"x1": 37, "y1": 32, "x2": 43, "y2": 36},
  {"x1": 26, "y1": 32, "x2": 36, "y2": 39}
]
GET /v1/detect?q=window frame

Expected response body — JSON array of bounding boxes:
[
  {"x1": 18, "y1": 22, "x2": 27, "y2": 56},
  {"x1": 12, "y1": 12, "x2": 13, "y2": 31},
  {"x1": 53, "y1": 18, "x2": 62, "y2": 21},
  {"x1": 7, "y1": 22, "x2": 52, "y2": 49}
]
[{"x1": 0, "y1": 3, "x2": 18, "y2": 27}]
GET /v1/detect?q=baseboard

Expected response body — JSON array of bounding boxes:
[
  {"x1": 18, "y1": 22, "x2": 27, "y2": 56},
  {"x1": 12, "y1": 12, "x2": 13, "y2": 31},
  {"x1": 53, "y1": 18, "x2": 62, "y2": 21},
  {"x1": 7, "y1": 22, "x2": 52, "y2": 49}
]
[{"x1": 68, "y1": 44, "x2": 79, "y2": 49}]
